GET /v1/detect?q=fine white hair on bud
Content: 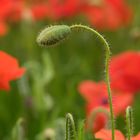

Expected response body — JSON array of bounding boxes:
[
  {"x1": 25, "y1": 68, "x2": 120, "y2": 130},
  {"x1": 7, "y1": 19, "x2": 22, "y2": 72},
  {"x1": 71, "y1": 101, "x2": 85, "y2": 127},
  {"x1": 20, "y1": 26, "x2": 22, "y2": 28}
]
[{"x1": 37, "y1": 25, "x2": 71, "y2": 47}]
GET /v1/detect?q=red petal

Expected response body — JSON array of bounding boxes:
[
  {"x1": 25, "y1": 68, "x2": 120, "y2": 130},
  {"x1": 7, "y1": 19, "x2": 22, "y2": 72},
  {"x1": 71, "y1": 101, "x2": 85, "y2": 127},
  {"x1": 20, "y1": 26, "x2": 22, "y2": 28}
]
[
  {"x1": 132, "y1": 133, "x2": 140, "y2": 140},
  {"x1": 95, "y1": 129, "x2": 125, "y2": 140},
  {"x1": 0, "y1": 51, "x2": 25, "y2": 91}
]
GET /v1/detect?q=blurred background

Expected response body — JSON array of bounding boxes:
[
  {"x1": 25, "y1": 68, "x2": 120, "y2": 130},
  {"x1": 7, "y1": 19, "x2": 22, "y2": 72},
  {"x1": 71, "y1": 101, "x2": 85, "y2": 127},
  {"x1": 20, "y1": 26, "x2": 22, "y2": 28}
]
[{"x1": 0, "y1": 0, "x2": 140, "y2": 140}]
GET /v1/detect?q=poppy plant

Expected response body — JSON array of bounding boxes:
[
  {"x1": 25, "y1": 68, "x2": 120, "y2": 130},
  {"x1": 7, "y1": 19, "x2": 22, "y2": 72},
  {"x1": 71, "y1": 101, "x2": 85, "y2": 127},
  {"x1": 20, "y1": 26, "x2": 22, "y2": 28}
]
[
  {"x1": 78, "y1": 80, "x2": 133, "y2": 132},
  {"x1": 82, "y1": 0, "x2": 132, "y2": 30},
  {"x1": 95, "y1": 129, "x2": 140, "y2": 140},
  {"x1": 110, "y1": 51, "x2": 140, "y2": 93},
  {"x1": 0, "y1": 51, "x2": 25, "y2": 91}
]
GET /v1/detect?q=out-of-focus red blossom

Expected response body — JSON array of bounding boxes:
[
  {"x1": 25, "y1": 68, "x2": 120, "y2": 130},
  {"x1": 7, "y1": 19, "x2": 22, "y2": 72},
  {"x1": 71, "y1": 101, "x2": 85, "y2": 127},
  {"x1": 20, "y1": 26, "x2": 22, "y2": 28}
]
[
  {"x1": 0, "y1": 0, "x2": 23, "y2": 21},
  {"x1": 22, "y1": 0, "x2": 83, "y2": 20},
  {"x1": 110, "y1": 51, "x2": 140, "y2": 93},
  {"x1": 82, "y1": 0, "x2": 132, "y2": 30},
  {"x1": 78, "y1": 80, "x2": 133, "y2": 132},
  {"x1": 0, "y1": 51, "x2": 25, "y2": 91},
  {"x1": 95, "y1": 129, "x2": 140, "y2": 140},
  {"x1": 0, "y1": 0, "x2": 23, "y2": 36},
  {"x1": 47, "y1": 0, "x2": 83, "y2": 20},
  {"x1": 0, "y1": 0, "x2": 83, "y2": 35},
  {"x1": 30, "y1": 4, "x2": 49, "y2": 20},
  {"x1": 0, "y1": 0, "x2": 133, "y2": 36},
  {"x1": 23, "y1": 0, "x2": 49, "y2": 20}
]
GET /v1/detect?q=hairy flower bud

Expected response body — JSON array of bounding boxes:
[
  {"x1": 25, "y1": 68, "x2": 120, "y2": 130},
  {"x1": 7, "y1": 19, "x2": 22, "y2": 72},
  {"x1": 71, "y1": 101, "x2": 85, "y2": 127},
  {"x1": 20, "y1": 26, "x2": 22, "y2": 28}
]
[{"x1": 37, "y1": 25, "x2": 71, "y2": 47}]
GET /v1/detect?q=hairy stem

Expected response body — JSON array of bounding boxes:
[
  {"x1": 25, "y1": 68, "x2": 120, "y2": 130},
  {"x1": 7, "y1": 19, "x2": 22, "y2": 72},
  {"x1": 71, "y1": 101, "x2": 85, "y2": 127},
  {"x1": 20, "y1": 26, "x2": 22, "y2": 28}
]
[
  {"x1": 126, "y1": 106, "x2": 133, "y2": 140},
  {"x1": 65, "y1": 113, "x2": 76, "y2": 140},
  {"x1": 70, "y1": 24, "x2": 115, "y2": 140}
]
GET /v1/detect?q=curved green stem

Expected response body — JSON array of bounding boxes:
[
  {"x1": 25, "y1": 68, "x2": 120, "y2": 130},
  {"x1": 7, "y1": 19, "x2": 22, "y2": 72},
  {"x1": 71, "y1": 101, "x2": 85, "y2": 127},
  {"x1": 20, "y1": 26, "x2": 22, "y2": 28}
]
[
  {"x1": 87, "y1": 107, "x2": 110, "y2": 131},
  {"x1": 70, "y1": 25, "x2": 115, "y2": 140},
  {"x1": 126, "y1": 106, "x2": 133, "y2": 140}
]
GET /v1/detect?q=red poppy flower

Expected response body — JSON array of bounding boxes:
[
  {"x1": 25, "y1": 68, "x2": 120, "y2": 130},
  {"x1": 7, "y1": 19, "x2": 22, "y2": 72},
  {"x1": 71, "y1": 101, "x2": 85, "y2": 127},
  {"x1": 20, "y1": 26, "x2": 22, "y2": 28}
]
[
  {"x1": 78, "y1": 80, "x2": 133, "y2": 132},
  {"x1": 82, "y1": 0, "x2": 132, "y2": 30},
  {"x1": 95, "y1": 129, "x2": 140, "y2": 140},
  {"x1": 110, "y1": 51, "x2": 140, "y2": 93},
  {"x1": 79, "y1": 80, "x2": 133, "y2": 115},
  {"x1": 0, "y1": 51, "x2": 25, "y2": 91}
]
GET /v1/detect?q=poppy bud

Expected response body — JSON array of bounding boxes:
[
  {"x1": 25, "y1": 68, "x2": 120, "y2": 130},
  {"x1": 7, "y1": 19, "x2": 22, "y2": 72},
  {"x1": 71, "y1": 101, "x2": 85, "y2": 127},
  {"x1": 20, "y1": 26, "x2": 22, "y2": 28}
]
[{"x1": 37, "y1": 25, "x2": 71, "y2": 47}]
